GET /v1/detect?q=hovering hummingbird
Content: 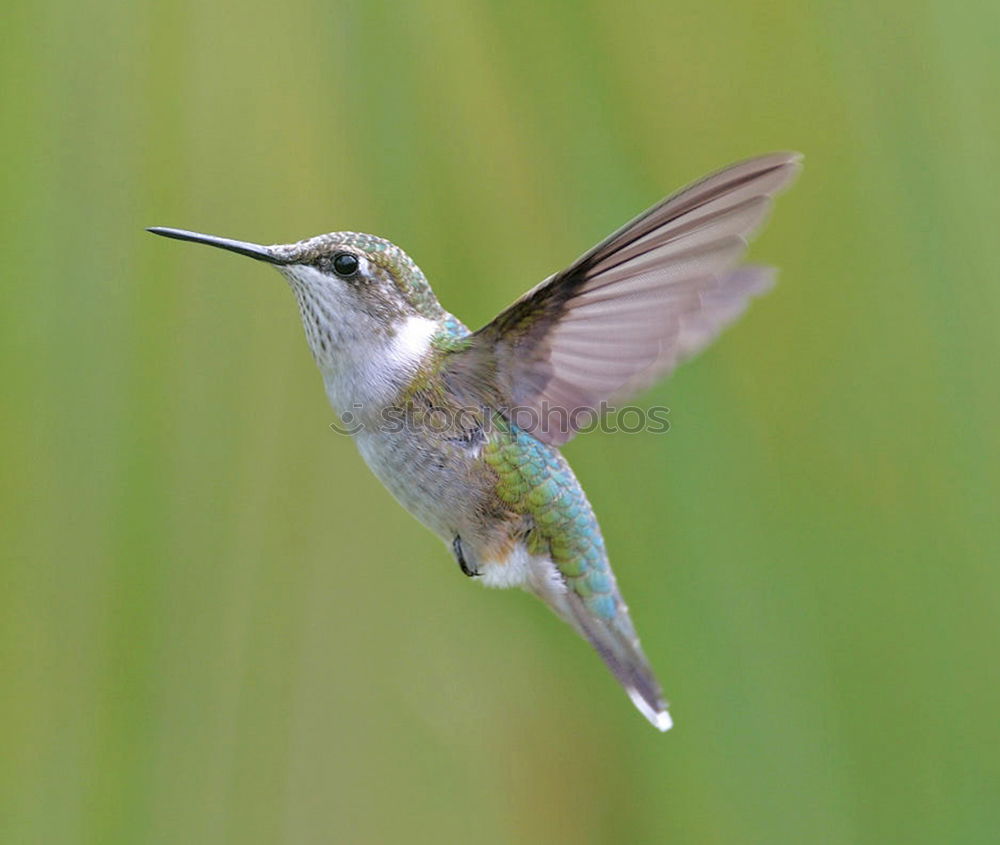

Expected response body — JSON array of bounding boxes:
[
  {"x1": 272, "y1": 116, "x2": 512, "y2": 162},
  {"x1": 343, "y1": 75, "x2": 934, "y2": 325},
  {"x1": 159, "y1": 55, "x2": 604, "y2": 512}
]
[{"x1": 149, "y1": 152, "x2": 800, "y2": 731}]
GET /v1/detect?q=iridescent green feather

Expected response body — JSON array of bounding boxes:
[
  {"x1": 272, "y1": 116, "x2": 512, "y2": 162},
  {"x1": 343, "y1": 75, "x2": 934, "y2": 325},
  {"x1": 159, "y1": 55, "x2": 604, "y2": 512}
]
[
  {"x1": 405, "y1": 321, "x2": 626, "y2": 622},
  {"x1": 482, "y1": 416, "x2": 622, "y2": 620}
]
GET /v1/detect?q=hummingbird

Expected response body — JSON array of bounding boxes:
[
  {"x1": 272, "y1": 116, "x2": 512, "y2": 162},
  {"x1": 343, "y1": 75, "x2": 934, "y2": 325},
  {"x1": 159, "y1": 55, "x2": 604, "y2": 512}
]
[{"x1": 148, "y1": 152, "x2": 800, "y2": 731}]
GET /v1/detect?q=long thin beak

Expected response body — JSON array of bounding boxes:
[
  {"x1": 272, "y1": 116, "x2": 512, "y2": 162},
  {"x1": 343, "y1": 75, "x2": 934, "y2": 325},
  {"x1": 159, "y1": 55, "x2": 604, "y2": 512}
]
[{"x1": 146, "y1": 227, "x2": 285, "y2": 264}]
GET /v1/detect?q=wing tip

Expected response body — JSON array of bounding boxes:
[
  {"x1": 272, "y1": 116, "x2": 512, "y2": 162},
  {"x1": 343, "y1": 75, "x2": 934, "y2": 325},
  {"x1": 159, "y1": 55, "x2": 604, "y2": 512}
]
[
  {"x1": 753, "y1": 150, "x2": 804, "y2": 170},
  {"x1": 749, "y1": 150, "x2": 803, "y2": 195},
  {"x1": 770, "y1": 150, "x2": 804, "y2": 188},
  {"x1": 724, "y1": 264, "x2": 778, "y2": 297}
]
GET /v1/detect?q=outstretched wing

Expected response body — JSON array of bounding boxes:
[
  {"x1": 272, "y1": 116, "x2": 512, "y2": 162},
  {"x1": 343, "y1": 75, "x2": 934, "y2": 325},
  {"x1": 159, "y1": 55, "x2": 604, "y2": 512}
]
[{"x1": 444, "y1": 152, "x2": 801, "y2": 446}]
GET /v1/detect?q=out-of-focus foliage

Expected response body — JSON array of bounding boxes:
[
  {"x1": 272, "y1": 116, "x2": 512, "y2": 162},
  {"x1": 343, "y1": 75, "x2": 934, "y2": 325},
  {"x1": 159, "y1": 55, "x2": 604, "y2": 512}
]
[{"x1": 3, "y1": 1, "x2": 998, "y2": 842}]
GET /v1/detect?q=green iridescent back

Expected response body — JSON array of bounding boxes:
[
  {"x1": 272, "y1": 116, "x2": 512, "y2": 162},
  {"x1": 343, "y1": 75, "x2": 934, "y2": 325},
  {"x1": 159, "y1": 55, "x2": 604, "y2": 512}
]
[{"x1": 483, "y1": 415, "x2": 623, "y2": 622}]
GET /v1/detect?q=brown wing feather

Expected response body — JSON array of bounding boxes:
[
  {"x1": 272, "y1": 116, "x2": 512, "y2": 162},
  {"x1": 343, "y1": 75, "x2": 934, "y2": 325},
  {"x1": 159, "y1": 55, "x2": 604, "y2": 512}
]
[{"x1": 446, "y1": 153, "x2": 801, "y2": 445}]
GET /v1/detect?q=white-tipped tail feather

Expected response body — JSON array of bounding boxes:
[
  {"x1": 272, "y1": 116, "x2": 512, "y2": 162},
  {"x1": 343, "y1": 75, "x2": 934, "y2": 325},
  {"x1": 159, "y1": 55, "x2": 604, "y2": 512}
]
[
  {"x1": 513, "y1": 549, "x2": 674, "y2": 732},
  {"x1": 628, "y1": 687, "x2": 673, "y2": 732}
]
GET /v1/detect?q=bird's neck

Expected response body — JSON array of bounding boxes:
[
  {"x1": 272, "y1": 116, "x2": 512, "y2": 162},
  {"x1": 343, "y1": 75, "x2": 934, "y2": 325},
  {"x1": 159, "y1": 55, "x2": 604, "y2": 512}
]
[{"x1": 316, "y1": 311, "x2": 445, "y2": 421}]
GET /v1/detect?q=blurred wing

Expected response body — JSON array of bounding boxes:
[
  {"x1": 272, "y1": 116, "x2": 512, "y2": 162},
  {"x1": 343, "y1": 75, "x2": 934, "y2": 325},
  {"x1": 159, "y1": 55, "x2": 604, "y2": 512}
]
[{"x1": 445, "y1": 152, "x2": 801, "y2": 446}]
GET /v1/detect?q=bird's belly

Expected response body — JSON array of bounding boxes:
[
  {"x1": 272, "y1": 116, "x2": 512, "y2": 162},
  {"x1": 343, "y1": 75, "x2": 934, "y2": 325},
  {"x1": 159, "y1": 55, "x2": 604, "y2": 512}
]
[{"x1": 354, "y1": 430, "x2": 483, "y2": 542}]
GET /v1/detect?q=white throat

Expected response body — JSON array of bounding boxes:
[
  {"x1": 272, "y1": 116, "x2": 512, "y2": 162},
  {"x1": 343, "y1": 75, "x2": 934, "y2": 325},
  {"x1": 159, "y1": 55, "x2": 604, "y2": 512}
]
[
  {"x1": 281, "y1": 264, "x2": 438, "y2": 417},
  {"x1": 388, "y1": 312, "x2": 438, "y2": 369},
  {"x1": 324, "y1": 312, "x2": 437, "y2": 418}
]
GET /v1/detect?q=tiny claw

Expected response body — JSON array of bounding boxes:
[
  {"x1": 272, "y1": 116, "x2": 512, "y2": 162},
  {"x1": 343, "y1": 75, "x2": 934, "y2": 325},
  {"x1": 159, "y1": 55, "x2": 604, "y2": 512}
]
[{"x1": 453, "y1": 536, "x2": 479, "y2": 577}]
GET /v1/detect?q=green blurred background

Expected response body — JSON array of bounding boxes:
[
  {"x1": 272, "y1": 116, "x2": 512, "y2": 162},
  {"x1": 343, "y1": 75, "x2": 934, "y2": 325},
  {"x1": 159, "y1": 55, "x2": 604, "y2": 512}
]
[{"x1": 3, "y1": 0, "x2": 999, "y2": 842}]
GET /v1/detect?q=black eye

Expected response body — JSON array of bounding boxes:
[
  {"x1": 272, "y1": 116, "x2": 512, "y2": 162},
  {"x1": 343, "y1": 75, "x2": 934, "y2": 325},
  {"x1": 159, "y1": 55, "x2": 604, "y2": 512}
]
[{"x1": 332, "y1": 252, "x2": 359, "y2": 277}]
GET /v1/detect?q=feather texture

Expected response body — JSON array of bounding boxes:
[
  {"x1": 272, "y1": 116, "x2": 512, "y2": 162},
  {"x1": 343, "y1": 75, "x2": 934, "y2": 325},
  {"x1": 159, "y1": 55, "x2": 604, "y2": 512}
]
[{"x1": 446, "y1": 152, "x2": 801, "y2": 445}]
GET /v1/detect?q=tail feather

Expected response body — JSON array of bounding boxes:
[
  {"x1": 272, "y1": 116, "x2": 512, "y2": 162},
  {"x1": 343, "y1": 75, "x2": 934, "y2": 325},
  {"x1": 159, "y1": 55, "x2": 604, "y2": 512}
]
[
  {"x1": 524, "y1": 549, "x2": 671, "y2": 731},
  {"x1": 564, "y1": 595, "x2": 672, "y2": 731}
]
